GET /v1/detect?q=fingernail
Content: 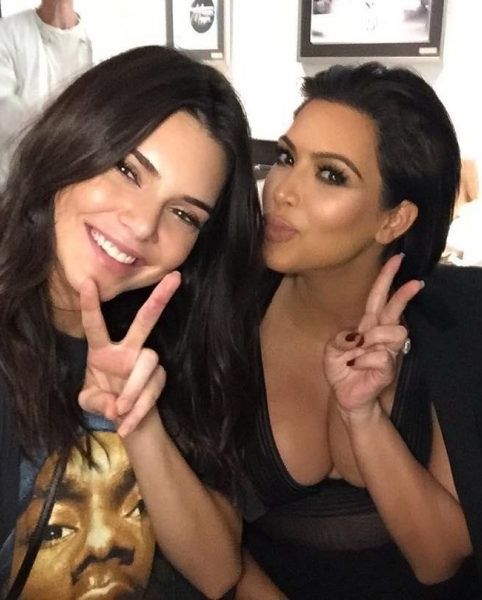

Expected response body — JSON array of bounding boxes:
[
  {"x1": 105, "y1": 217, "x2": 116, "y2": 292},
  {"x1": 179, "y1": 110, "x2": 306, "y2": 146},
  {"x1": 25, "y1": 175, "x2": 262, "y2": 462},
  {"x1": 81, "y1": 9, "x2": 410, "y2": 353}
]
[
  {"x1": 419, "y1": 280, "x2": 425, "y2": 289},
  {"x1": 345, "y1": 332, "x2": 358, "y2": 342},
  {"x1": 346, "y1": 358, "x2": 356, "y2": 367},
  {"x1": 399, "y1": 252, "x2": 406, "y2": 259},
  {"x1": 356, "y1": 335, "x2": 365, "y2": 347}
]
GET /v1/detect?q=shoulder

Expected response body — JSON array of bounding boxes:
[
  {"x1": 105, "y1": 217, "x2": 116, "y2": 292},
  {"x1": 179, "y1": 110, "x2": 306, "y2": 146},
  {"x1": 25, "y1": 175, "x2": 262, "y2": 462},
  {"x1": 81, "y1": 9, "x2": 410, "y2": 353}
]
[
  {"x1": 423, "y1": 264, "x2": 482, "y2": 310},
  {"x1": 0, "y1": 10, "x2": 37, "y2": 47},
  {"x1": 407, "y1": 264, "x2": 482, "y2": 349},
  {"x1": 0, "y1": 9, "x2": 36, "y2": 31}
]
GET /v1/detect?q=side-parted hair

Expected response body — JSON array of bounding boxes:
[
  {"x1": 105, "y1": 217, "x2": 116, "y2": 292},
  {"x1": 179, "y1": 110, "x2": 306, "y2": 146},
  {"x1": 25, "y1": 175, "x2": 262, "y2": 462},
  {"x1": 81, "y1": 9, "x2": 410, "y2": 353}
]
[
  {"x1": 299, "y1": 62, "x2": 460, "y2": 286},
  {"x1": 0, "y1": 46, "x2": 262, "y2": 498}
]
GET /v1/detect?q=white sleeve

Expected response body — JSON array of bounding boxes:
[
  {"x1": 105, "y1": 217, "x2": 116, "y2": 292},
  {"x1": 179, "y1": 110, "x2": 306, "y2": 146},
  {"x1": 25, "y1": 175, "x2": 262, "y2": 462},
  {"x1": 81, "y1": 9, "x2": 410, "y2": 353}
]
[{"x1": 0, "y1": 28, "x2": 32, "y2": 187}]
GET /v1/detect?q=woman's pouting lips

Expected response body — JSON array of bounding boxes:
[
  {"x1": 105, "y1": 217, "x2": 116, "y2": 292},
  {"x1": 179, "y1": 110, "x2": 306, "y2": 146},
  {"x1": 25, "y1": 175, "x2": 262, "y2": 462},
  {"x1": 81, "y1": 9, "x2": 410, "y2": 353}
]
[{"x1": 263, "y1": 214, "x2": 298, "y2": 243}]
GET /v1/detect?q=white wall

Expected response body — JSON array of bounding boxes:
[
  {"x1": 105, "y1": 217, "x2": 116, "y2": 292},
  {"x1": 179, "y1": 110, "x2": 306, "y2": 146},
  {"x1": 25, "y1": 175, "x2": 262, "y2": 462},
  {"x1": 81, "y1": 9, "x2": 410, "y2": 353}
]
[
  {"x1": 2, "y1": 0, "x2": 480, "y2": 169},
  {"x1": 229, "y1": 0, "x2": 482, "y2": 172}
]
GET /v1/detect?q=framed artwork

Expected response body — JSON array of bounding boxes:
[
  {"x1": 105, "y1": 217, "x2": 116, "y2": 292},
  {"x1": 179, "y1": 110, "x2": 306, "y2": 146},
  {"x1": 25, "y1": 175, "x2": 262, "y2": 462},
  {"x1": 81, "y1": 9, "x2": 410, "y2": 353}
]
[
  {"x1": 299, "y1": 0, "x2": 446, "y2": 59},
  {"x1": 166, "y1": 0, "x2": 225, "y2": 61}
]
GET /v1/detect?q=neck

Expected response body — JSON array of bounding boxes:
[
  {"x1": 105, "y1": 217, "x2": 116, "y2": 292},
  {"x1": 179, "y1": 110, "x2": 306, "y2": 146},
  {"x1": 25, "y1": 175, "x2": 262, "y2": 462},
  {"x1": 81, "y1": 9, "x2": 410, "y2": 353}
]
[
  {"x1": 280, "y1": 250, "x2": 385, "y2": 336},
  {"x1": 50, "y1": 271, "x2": 84, "y2": 337},
  {"x1": 37, "y1": 0, "x2": 78, "y2": 29}
]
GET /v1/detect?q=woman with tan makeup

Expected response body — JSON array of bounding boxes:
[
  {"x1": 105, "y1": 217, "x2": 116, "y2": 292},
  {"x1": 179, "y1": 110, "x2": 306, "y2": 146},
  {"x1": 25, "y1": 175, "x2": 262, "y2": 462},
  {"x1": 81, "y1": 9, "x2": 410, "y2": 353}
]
[
  {"x1": 0, "y1": 45, "x2": 262, "y2": 599},
  {"x1": 236, "y1": 63, "x2": 482, "y2": 599}
]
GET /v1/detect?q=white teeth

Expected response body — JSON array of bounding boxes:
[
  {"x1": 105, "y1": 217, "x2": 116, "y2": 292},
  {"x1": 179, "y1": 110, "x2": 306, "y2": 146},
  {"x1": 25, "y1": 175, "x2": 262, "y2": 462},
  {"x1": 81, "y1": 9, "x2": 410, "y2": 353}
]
[{"x1": 90, "y1": 229, "x2": 136, "y2": 264}]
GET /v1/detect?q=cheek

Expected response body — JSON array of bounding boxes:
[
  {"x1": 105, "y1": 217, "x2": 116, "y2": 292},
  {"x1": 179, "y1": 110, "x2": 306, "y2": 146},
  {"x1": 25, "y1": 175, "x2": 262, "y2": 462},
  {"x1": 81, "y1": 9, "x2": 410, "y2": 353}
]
[
  {"x1": 309, "y1": 193, "x2": 374, "y2": 232},
  {"x1": 155, "y1": 228, "x2": 198, "y2": 269}
]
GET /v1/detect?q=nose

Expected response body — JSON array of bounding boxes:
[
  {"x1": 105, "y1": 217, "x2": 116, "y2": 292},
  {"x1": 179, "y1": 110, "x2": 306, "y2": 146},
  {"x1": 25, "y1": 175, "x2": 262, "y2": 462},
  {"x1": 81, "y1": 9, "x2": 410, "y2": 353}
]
[
  {"x1": 84, "y1": 511, "x2": 117, "y2": 559},
  {"x1": 271, "y1": 171, "x2": 301, "y2": 208},
  {"x1": 118, "y1": 196, "x2": 161, "y2": 243}
]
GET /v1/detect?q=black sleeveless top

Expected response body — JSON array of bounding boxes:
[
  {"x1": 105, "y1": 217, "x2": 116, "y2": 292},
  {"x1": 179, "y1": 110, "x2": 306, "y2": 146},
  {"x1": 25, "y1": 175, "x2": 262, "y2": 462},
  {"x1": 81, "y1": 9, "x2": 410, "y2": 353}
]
[{"x1": 241, "y1": 271, "x2": 480, "y2": 599}]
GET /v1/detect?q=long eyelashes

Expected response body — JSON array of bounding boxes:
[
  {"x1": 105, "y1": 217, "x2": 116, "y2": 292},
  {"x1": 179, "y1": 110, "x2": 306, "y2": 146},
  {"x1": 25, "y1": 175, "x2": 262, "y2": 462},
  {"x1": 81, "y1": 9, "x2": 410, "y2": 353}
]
[
  {"x1": 116, "y1": 159, "x2": 140, "y2": 186},
  {"x1": 275, "y1": 145, "x2": 347, "y2": 186},
  {"x1": 316, "y1": 165, "x2": 347, "y2": 186},
  {"x1": 275, "y1": 145, "x2": 294, "y2": 166},
  {"x1": 170, "y1": 208, "x2": 202, "y2": 230}
]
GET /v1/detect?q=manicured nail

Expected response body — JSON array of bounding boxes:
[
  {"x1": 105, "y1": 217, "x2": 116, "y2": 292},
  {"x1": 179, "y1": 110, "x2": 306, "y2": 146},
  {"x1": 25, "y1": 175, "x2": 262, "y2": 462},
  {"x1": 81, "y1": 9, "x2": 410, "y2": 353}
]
[
  {"x1": 345, "y1": 332, "x2": 358, "y2": 342},
  {"x1": 356, "y1": 335, "x2": 365, "y2": 347},
  {"x1": 346, "y1": 358, "x2": 355, "y2": 367}
]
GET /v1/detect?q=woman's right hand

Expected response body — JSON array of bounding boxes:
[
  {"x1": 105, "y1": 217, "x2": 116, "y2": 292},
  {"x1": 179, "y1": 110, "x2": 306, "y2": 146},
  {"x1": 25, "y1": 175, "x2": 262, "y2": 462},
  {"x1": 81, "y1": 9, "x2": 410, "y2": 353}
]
[
  {"x1": 78, "y1": 272, "x2": 181, "y2": 437},
  {"x1": 324, "y1": 254, "x2": 423, "y2": 421}
]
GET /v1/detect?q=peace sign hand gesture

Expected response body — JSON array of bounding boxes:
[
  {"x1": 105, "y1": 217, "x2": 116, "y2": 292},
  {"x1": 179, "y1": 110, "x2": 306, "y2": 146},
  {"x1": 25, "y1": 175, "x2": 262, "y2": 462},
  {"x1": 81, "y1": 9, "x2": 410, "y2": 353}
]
[
  {"x1": 324, "y1": 254, "x2": 424, "y2": 421},
  {"x1": 78, "y1": 272, "x2": 181, "y2": 437}
]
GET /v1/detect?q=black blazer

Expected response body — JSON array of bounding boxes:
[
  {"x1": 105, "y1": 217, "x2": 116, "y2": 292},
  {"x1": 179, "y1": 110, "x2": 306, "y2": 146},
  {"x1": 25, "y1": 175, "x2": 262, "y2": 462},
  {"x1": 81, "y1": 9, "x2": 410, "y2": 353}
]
[{"x1": 407, "y1": 264, "x2": 482, "y2": 580}]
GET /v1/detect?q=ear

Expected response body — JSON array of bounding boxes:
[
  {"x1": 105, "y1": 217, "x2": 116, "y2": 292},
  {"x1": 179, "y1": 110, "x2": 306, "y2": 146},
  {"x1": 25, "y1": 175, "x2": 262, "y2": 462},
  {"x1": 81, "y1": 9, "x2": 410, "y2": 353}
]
[{"x1": 375, "y1": 200, "x2": 418, "y2": 245}]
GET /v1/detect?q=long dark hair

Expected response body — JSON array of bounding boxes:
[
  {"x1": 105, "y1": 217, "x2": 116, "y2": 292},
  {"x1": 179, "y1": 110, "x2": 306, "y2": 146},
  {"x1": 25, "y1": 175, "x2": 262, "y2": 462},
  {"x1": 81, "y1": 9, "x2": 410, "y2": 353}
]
[
  {"x1": 300, "y1": 62, "x2": 461, "y2": 286},
  {"x1": 0, "y1": 45, "x2": 262, "y2": 498}
]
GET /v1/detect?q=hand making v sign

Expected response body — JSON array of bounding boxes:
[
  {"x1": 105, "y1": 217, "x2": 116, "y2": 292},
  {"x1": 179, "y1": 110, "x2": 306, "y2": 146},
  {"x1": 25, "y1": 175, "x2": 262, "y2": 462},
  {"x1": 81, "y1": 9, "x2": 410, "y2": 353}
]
[
  {"x1": 78, "y1": 272, "x2": 181, "y2": 437},
  {"x1": 324, "y1": 254, "x2": 424, "y2": 420}
]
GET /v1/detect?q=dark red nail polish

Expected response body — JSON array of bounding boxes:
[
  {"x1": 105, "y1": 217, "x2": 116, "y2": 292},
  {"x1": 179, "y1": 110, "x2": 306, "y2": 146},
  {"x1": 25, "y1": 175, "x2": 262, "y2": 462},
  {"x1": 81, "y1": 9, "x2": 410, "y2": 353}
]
[
  {"x1": 356, "y1": 335, "x2": 365, "y2": 347},
  {"x1": 346, "y1": 359, "x2": 355, "y2": 367},
  {"x1": 345, "y1": 332, "x2": 358, "y2": 342}
]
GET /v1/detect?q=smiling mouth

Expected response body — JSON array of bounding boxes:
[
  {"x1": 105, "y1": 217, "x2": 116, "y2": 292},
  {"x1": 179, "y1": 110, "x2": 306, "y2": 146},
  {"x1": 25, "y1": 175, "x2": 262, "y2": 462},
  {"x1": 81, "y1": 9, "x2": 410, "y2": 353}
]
[{"x1": 89, "y1": 227, "x2": 137, "y2": 265}]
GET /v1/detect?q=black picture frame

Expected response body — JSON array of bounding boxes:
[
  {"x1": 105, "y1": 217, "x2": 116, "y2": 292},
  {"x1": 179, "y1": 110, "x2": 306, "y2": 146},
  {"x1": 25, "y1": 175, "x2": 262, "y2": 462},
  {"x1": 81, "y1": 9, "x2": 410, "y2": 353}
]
[
  {"x1": 299, "y1": 0, "x2": 445, "y2": 59},
  {"x1": 166, "y1": 0, "x2": 225, "y2": 61}
]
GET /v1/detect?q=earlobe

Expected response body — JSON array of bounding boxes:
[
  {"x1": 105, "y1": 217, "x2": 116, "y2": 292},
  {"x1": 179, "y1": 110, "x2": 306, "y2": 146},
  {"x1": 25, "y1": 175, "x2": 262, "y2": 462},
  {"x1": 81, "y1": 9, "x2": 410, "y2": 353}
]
[{"x1": 376, "y1": 200, "x2": 418, "y2": 245}]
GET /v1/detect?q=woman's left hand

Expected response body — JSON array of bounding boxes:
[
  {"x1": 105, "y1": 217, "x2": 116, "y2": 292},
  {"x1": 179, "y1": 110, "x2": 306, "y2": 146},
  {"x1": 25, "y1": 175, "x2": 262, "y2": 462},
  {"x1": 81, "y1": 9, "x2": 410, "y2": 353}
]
[
  {"x1": 78, "y1": 272, "x2": 181, "y2": 436},
  {"x1": 324, "y1": 254, "x2": 423, "y2": 420}
]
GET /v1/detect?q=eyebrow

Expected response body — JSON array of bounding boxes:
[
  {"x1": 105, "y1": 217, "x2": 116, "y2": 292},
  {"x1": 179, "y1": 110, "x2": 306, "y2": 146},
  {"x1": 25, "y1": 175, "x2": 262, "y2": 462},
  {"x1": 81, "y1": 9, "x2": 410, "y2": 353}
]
[
  {"x1": 112, "y1": 467, "x2": 137, "y2": 505},
  {"x1": 131, "y1": 149, "x2": 213, "y2": 215},
  {"x1": 33, "y1": 476, "x2": 86, "y2": 503},
  {"x1": 279, "y1": 135, "x2": 363, "y2": 181}
]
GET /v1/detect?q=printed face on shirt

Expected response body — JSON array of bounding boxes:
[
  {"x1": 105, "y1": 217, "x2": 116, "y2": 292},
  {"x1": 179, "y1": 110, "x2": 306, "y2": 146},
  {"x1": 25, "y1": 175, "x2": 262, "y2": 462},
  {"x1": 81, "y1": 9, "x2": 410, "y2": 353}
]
[
  {"x1": 50, "y1": 110, "x2": 227, "y2": 309},
  {"x1": 10, "y1": 432, "x2": 155, "y2": 600}
]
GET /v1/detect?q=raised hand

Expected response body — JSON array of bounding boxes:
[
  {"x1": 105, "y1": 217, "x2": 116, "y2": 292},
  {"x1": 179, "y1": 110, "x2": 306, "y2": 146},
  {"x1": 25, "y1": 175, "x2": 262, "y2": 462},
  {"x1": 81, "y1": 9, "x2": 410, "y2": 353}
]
[
  {"x1": 78, "y1": 272, "x2": 181, "y2": 436},
  {"x1": 324, "y1": 254, "x2": 423, "y2": 419}
]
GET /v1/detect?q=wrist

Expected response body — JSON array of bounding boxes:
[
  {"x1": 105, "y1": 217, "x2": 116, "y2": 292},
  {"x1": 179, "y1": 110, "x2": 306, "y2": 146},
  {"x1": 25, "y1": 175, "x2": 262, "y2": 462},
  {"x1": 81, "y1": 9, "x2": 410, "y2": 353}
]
[
  {"x1": 338, "y1": 399, "x2": 385, "y2": 430},
  {"x1": 121, "y1": 405, "x2": 165, "y2": 441}
]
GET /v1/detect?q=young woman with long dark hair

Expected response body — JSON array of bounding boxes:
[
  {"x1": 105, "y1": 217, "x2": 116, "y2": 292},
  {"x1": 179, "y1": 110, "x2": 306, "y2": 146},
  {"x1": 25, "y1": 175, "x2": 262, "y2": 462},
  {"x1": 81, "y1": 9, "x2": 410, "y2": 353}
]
[{"x1": 0, "y1": 45, "x2": 262, "y2": 599}]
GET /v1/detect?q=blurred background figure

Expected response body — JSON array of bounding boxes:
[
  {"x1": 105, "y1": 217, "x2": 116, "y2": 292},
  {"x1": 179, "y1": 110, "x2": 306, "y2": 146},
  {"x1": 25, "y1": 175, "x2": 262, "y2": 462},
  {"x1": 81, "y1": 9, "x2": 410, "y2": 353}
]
[
  {"x1": 444, "y1": 159, "x2": 481, "y2": 265},
  {"x1": 0, "y1": 0, "x2": 93, "y2": 188}
]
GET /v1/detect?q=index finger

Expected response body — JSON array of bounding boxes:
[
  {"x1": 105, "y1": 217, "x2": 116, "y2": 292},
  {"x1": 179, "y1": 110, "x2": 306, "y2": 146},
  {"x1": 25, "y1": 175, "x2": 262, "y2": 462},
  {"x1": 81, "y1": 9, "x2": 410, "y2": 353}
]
[
  {"x1": 380, "y1": 279, "x2": 424, "y2": 326},
  {"x1": 80, "y1": 278, "x2": 111, "y2": 350},
  {"x1": 364, "y1": 253, "x2": 404, "y2": 317},
  {"x1": 123, "y1": 271, "x2": 181, "y2": 349}
]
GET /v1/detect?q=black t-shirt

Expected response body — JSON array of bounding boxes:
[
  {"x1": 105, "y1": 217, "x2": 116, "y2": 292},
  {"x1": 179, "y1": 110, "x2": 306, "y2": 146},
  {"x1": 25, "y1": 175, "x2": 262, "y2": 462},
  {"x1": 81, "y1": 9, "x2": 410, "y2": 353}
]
[{"x1": 0, "y1": 334, "x2": 205, "y2": 599}]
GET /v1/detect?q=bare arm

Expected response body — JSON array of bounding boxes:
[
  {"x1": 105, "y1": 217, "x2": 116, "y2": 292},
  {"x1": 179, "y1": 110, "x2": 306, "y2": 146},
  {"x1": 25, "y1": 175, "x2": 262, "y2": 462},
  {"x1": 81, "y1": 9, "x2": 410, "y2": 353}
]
[
  {"x1": 325, "y1": 254, "x2": 472, "y2": 584},
  {"x1": 235, "y1": 549, "x2": 287, "y2": 600},
  {"x1": 343, "y1": 404, "x2": 471, "y2": 584},
  {"x1": 123, "y1": 408, "x2": 241, "y2": 599},
  {"x1": 78, "y1": 274, "x2": 242, "y2": 598}
]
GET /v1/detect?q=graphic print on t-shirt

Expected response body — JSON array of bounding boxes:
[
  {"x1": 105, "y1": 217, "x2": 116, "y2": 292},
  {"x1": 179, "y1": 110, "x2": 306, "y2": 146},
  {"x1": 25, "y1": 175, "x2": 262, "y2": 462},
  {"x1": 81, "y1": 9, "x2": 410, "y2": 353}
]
[{"x1": 9, "y1": 431, "x2": 155, "y2": 600}]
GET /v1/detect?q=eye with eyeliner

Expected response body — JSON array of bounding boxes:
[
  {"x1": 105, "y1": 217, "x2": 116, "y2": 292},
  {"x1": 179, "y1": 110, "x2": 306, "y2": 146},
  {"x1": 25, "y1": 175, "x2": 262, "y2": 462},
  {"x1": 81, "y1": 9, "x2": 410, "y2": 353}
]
[
  {"x1": 275, "y1": 145, "x2": 294, "y2": 167},
  {"x1": 170, "y1": 207, "x2": 203, "y2": 231},
  {"x1": 115, "y1": 158, "x2": 141, "y2": 186},
  {"x1": 316, "y1": 163, "x2": 348, "y2": 186}
]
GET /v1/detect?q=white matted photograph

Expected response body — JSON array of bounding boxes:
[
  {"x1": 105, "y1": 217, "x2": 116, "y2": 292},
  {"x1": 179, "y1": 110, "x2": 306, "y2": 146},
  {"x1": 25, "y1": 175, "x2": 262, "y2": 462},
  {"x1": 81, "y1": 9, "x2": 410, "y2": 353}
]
[
  {"x1": 299, "y1": 0, "x2": 445, "y2": 58},
  {"x1": 166, "y1": 0, "x2": 225, "y2": 61}
]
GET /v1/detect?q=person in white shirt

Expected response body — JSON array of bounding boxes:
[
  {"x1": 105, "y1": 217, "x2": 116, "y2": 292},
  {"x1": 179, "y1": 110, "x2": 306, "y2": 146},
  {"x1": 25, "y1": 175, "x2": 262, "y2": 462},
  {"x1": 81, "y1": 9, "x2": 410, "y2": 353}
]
[
  {"x1": 0, "y1": 0, "x2": 93, "y2": 188},
  {"x1": 444, "y1": 159, "x2": 481, "y2": 266}
]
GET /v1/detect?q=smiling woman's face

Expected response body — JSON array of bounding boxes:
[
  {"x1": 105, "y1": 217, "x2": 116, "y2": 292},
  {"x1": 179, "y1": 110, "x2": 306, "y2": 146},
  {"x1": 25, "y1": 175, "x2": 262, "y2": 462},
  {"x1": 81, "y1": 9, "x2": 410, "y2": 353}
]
[{"x1": 51, "y1": 110, "x2": 227, "y2": 309}]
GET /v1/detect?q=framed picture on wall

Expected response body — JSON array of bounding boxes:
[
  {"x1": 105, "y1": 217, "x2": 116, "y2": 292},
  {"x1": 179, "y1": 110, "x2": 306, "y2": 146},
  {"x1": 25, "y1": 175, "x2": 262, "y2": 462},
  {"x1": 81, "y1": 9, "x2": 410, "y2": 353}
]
[
  {"x1": 166, "y1": 0, "x2": 225, "y2": 61},
  {"x1": 299, "y1": 0, "x2": 446, "y2": 59}
]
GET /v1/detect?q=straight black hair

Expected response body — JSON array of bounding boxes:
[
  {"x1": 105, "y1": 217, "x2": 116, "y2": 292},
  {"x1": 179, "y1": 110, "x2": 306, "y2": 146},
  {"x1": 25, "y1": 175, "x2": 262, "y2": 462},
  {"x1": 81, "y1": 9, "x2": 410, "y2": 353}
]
[{"x1": 299, "y1": 62, "x2": 461, "y2": 286}]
